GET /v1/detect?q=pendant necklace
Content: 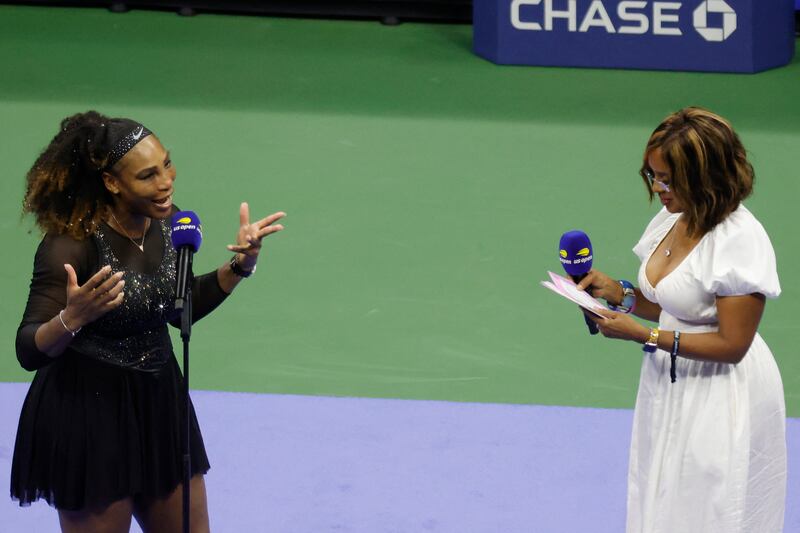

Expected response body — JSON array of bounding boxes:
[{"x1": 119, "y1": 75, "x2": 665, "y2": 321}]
[
  {"x1": 664, "y1": 224, "x2": 679, "y2": 257},
  {"x1": 110, "y1": 211, "x2": 149, "y2": 252}
]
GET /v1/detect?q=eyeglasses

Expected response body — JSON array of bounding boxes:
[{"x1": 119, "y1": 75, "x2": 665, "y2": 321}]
[{"x1": 644, "y1": 169, "x2": 670, "y2": 192}]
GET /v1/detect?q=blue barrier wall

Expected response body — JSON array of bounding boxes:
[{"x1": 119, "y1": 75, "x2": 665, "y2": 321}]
[{"x1": 474, "y1": 0, "x2": 796, "y2": 73}]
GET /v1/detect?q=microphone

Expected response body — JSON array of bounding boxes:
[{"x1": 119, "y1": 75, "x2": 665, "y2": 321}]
[
  {"x1": 171, "y1": 211, "x2": 203, "y2": 312},
  {"x1": 558, "y1": 230, "x2": 599, "y2": 335}
]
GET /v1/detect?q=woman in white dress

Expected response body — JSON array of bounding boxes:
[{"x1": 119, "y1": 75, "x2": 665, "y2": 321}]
[{"x1": 577, "y1": 107, "x2": 786, "y2": 533}]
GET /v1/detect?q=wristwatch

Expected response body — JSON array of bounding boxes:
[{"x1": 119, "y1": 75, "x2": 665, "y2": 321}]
[
  {"x1": 643, "y1": 328, "x2": 660, "y2": 353},
  {"x1": 608, "y1": 280, "x2": 636, "y2": 314},
  {"x1": 229, "y1": 256, "x2": 256, "y2": 278}
]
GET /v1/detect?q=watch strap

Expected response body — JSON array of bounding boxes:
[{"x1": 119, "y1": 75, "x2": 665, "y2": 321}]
[
  {"x1": 230, "y1": 256, "x2": 255, "y2": 278},
  {"x1": 608, "y1": 279, "x2": 636, "y2": 314}
]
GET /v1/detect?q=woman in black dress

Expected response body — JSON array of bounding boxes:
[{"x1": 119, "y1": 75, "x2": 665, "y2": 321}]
[{"x1": 12, "y1": 111, "x2": 285, "y2": 532}]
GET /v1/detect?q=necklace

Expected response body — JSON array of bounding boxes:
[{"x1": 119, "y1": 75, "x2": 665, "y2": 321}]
[
  {"x1": 664, "y1": 224, "x2": 680, "y2": 257},
  {"x1": 109, "y1": 211, "x2": 149, "y2": 252}
]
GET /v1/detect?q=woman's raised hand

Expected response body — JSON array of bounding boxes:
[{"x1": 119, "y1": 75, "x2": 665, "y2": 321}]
[
  {"x1": 226, "y1": 202, "x2": 285, "y2": 270},
  {"x1": 61, "y1": 264, "x2": 125, "y2": 329}
]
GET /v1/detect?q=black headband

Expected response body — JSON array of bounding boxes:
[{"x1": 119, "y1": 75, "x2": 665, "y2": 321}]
[{"x1": 104, "y1": 119, "x2": 152, "y2": 170}]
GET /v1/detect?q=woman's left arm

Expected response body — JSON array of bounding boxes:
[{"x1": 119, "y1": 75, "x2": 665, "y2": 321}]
[
  {"x1": 589, "y1": 293, "x2": 765, "y2": 364},
  {"x1": 216, "y1": 202, "x2": 285, "y2": 293},
  {"x1": 174, "y1": 203, "x2": 285, "y2": 325}
]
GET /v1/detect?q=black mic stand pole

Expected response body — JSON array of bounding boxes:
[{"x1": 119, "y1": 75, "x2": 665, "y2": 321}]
[{"x1": 176, "y1": 255, "x2": 194, "y2": 533}]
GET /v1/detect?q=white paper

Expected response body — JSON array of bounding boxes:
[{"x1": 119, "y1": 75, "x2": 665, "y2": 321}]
[{"x1": 540, "y1": 271, "x2": 607, "y2": 319}]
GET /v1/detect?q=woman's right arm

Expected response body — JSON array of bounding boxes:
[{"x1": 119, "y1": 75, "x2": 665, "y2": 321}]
[
  {"x1": 32, "y1": 265, "x2": 124, "y2": 357},
  {"x1": 16, "y1": 235, "x2": 124, "y2": 370},
  {"x1": 576, "y1": 270, "x2": 662, "y2": 323}
]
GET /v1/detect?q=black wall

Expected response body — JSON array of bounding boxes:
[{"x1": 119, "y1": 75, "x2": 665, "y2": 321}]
[{"x1": 0, "y1": 0, "x2": 472, "y2": 22}]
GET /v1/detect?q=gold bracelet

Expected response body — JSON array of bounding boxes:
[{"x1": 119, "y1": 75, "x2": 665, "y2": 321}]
[{"x1": 643, "y1": 327, "x2": 659, "y2": 353}]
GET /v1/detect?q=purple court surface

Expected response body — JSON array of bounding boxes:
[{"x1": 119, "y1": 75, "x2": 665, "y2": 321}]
[{"x1": 1, "y1": 383, "x2": 798, "y2": 532}]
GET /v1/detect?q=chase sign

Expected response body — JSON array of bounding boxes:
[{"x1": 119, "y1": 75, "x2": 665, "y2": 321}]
[{"x1": 473, "y1": 0, "x2": 795, "y2": 72}]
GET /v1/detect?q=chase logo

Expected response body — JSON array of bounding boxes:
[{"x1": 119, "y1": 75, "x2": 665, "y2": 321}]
[
  {"x1": 176, "y1": 217, "x2": 192, "y2": 224},
  {"x1": 693, "y1": 0, "x2": 736, "y2": 42},
  {"x1": 474, "y1": 0, "x2": 793, "y2": 73},
  {"x1": 509, "y1": 0, "x2": 737, "y2": 43},
  {"x1": 576, "y1": 248, "x2": 590, "y2": 257}
]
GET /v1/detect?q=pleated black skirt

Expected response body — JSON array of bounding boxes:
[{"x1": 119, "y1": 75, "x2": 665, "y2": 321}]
[{"x1": 10, "y1": 351, "x2": 209, "y2": 511}]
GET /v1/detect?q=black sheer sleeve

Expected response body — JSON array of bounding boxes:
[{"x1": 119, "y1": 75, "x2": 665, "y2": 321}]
[
  {"x1": 166, "y1": 266, "x2": 230, "y2": 329},
  {"x1": 181, "y1": 270, "x2": 230, "y2": 326},
  {"x1": 15, "y1": 234, "x2": 95, "y2": 371}
]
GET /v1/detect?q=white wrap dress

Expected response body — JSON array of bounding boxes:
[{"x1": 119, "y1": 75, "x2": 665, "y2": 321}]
[{"x1": 626, "y1": 205, "x2": 786, "y2": 533}]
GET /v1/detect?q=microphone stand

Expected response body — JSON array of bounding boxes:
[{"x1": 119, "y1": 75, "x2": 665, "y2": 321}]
[{"x1": 176, "y1": 255, "x2": 194, "y2": 533}]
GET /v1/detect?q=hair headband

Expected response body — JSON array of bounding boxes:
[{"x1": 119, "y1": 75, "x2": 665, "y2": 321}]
[{"x1": 104, "y1": 119, "x2": 153, "y2": 170}]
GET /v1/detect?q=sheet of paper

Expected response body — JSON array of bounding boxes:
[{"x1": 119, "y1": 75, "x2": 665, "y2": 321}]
[{"x1": 540, "y1": 271, "x2": 607, "y2": 318}]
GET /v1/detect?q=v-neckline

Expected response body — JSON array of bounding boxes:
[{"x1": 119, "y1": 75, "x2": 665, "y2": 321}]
[
  {"x1": 104, "y1": 217, "x2": 154, "y2": 251},
  {"x1": 99, "y1": 220, "x2": 166, "y2": 277},
  {"x1": 644, "y1": 215, "x2": 706, "y2": 290}
]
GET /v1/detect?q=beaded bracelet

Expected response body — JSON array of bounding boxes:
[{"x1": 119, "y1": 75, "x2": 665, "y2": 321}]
[
  {"x1": 58, "y1": 310, "x2": 81, "y2": 337},
  {"x1": 670, "y1": 331, "x2": 681, "y2": 383}
]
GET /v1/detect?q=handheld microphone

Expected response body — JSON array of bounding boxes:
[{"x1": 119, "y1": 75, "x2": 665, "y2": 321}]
[
  {"x1": 558, "y1": 230, "x2": 599, "y2": 335},
  {"x1": 171, "y1": 211, "x2": 203, "y2": 312}
]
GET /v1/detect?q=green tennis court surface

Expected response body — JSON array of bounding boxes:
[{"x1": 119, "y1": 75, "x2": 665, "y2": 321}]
[{"x1": 0, "y1": 5, "x2": 798, "y2": 415}]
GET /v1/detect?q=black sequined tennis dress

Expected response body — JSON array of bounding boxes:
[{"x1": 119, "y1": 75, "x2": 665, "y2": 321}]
[{"x1": 11, "y1": 215, "x2": 228, "y2": 510}]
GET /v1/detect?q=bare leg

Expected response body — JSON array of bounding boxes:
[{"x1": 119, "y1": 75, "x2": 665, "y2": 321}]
[
  {"x1": 58, "y1": 497, "x2": 134, "y2": 533},
  {"x1": 134, "y1": 474, "x2": 210, "y2": 533}
]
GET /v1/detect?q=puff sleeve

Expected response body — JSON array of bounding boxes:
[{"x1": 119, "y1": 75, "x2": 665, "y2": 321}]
[{"x1": 697, "y1": 206, "x2": 780, "y2": 299}]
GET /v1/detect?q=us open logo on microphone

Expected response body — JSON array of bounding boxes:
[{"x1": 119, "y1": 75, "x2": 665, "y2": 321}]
[
  {"x1": 174, "y1": 217, "x2": 202, "y2": 236},
  {"x1": 560, "y1": 247, "x2": 593, "y2": 266}
]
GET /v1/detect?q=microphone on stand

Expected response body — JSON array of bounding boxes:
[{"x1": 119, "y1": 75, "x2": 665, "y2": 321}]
[
  {"x1": 169, "y1": 210, "x2": 203, "y2": 533},
  {"x1": 559, "y1": 230, "x2": 599, "y2": 335},
  {"x1": 170, "y1": 211, "x2": 202, "y2": 312}
]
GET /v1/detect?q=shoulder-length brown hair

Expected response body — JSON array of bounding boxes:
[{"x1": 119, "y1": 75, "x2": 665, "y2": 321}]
[
  {"x1": 23, "y1": 111, "x2": 118, "y2": 240},
  {"x1": 639, "y1": 107, "x2": 754, "y2": 237}
]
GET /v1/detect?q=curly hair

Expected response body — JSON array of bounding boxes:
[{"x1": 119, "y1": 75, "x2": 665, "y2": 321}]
[
  {"x1": 640, "y1": 107, "x2": 754, "y2": 237},
  {"x1": 23, "y1": 111, "x2": 121, "y2": 239}
]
